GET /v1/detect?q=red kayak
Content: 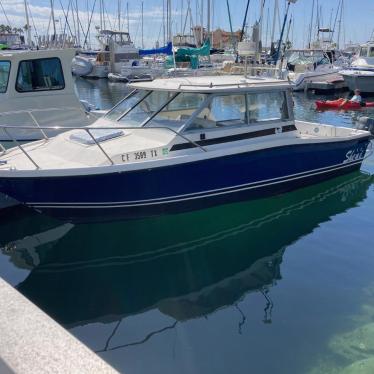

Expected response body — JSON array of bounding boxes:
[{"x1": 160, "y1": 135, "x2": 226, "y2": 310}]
[{"x1": 316, "y1": 98, "x2": 374, "y2": 110}]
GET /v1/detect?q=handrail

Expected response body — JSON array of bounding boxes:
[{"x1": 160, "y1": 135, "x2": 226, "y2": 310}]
[
  {"x1": 0, "y1": 106, "x2": 91, "y2": 116},
  {"x1": 177, "y1": 79, "x2": 288, "y2": 90},
  {"x1": 0, "y1": 124, "x2": 207, "y2": 170}
]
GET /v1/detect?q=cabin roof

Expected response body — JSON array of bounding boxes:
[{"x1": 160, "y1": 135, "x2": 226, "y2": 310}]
[
  {"x1": 0, "y1": 48, "x2": 76, "y2": 61},
  {"x1": 129, "y1": 75, "x2": 291, "y2": 93}
]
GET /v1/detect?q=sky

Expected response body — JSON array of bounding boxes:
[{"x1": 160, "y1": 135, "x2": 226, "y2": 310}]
[{"x1": 0, "y1": 0, "x2": 373, "y2": 48}]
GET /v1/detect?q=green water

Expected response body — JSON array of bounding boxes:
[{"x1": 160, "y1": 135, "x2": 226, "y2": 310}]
[{"x1": 0, "y1": 79, "x2": 374, "y2": 374}]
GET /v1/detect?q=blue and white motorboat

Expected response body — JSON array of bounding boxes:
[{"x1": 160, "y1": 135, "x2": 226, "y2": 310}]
[{"x1": 0, "y1": 75, "x2": 371, "y2": 221}]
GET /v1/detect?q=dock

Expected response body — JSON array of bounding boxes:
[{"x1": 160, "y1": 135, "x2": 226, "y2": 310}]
[
  {"x1": 0, "y1": 277, "x2": 119, "y2": 374},
  {"x1": 304, "y1": 74, "x2": 349, "y2": 94}
]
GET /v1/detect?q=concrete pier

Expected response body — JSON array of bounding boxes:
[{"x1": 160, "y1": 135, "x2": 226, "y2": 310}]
[{"x1": 0, "y1": 278, "x2": 119, "y2": 374}]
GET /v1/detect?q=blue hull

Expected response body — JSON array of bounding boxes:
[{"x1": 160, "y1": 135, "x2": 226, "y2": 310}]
[{"x1": 0, "y1": 139, "x2": 370, "y2": 221}]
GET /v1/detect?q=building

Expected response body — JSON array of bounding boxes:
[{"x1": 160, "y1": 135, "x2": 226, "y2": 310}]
[{"x1": 191, "y1": 26, "x2": 242, "y2": 50}]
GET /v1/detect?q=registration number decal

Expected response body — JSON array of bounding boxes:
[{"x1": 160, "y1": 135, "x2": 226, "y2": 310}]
[{"x1": 121, "y1": 147, "x2": 169, "y2": 163}]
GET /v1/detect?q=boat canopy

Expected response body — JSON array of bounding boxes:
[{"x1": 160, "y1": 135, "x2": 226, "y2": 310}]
[
  {"x1": 286, "y1": 50, "x2": 330, "y2": 66},
  {"x1": 176, "y1": 39, "x2": 211, "y2": 57},
  {"x1": 139, "y1": 42, "x2": 173, "y2": 56}
]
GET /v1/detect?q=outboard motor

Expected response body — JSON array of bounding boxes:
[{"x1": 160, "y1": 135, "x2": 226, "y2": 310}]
[{"x1": 356, "y1": 117, "x2": 374, "y2": 137}]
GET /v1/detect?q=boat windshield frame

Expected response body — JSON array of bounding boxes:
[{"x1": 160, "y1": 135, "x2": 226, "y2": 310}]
[
  {"x1": 104, "y1": 89, "x2": 211, "y2": 131},
  {"x1": 286, "y1": 50, "x2": 331, "y2": 66},
  {"x1": 104, "y1": 87, "x2": 294, "y2": 133}
]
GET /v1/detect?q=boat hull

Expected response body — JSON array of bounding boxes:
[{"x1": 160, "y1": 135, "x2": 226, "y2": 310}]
[
  {"x1": 0, "y1": 138, "x2": 370, "y2": 222},
  {"x1": 290, "y1": 70, "x2": 341, "y2": 91},
  {"x1": 341, "y1": 71, "x2": 374, "y2": 93}
]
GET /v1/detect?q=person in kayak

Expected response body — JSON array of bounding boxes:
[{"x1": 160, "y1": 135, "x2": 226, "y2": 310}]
[{"x1": 340, "y1": 89, "x2": 365, "y2": 107}]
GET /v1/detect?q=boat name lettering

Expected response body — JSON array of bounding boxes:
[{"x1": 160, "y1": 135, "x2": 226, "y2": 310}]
[{"x1": 343, "y1": 147, "x2": 366, "y2": 164}]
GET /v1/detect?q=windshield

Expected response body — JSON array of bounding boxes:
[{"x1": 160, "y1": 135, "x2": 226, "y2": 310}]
[
  {"x1": 287, "y1": 51, "x2": 328, "y2": 65},
  {"x1": 0, "y1": 61, "x2": 10, "y2": 93},
  {"x1": 105, "y1": 90, "x2": 206, "y2": 129}
]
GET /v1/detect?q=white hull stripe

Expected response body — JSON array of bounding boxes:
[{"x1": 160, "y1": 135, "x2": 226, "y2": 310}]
[{"x1": 29, "y1": 159, "x2": 363, "y2": 209}]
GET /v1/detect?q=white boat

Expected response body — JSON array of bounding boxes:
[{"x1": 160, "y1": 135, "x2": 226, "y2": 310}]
[
  {"x1": 340, "y1": 42, "x2": 374, "y2": 93},
  {"x1": 0, "y1": 48, "x2": 96, "y2": 142},
  {"x1": 0, "y1": 75, "x2": 371, "y2": 222},
  {"x1": 108, "y1": 61, "x2": 164, "y2": 83},
  {"x1": 283, "y1": 49, "x2": 342, "y2": 91},
  {"x1": 0, "y1": 48, "x2": 100, "y2": 211},
  {"x1": 72, "y1": 30, "x2": 141, "y2": 79}
]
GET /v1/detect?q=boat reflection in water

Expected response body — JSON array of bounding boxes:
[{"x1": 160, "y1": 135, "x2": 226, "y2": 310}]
[{"x1": 0, "y1": 171, "x2": 372, "y2": 351}]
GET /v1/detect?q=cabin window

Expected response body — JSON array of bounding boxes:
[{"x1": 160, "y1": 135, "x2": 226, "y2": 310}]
[
  {"x1": 148, "y1": 92, "x2": 206, "y2": 127},
  {"x1": 246, "y1": 91, "x2": 289, "y2": 122},
  {"x1": 105, "y1": 90, "x2": 150, "y2": 121},
  {"x1": 369, "y1": 48, "x2": 374, "y2": 57},
  {"x1": 360, "y1": 47, "x2": 368, "y2": 57},
  {"x1": 0, "y1": 61, "x2": 10, "y2": 93},
  {"x1": 117, "y1": 90, "x2": 169, "y2": 126},
  {"x1": 190, "y1": 94, "x2": 247, "y2": 129},
  {"x1": 16, "y1": 57, "x2": 65, "y2": 92},
  {"x1": 110, "y1": 90, "x2": 206, "y2": 128}
]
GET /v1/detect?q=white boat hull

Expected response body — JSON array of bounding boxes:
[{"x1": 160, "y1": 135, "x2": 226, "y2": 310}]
[
  {"x1": 291, "y1": 70, "x2": 342, "y2": 91},
  {"x1": 340, "y1": 70, "x2": 374, "y2": 93}
]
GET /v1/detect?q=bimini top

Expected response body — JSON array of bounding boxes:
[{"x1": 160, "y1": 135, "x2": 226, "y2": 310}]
[{"x1": 128, "y1": 75, "x2": 291, "y2": 93}]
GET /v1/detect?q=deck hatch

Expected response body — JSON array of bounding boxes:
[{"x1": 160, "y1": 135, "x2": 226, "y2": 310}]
[{"x1": 70, "y1": 129, "x2": 124, "y2": 145}]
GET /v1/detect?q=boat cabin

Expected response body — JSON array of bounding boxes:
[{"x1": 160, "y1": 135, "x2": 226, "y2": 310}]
[
  {"x1": 0, "y1": 32, "x2": 25, "y2": 50},
  {"x1": 355, "y1": 42, "x2": 374, "y2": 66},
  {"x1": 0, "y1": 48, "x2": 93, "y2": 141},
  {"x1": 105, "y1": 76, "x2": 293, "y2": 133},
  {"x1": 98, "y1": 30, "x2": 133, "y2": 47},
  {"x1": 285, "y1": 49, "x2": 334, "y2": 73}
]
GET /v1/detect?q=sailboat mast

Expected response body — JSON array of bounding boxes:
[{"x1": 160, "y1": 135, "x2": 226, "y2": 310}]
[
  {"x1": 207, "y1": 0, "x2": 210, "y2": 37},
  {"x1": 127, "y1": 2, "x2": 129, "y2": 34},
  {"x1": 265, "y1": 6, "x2": 269, "y2": 50},
  {"x1": 168, "y1": 0, "x2": 172, "y2": 43},
  {"x1": 76, "y1": 0, "x2": 81, "y2": 46},
  {"x1": 50, "y1": 0, "x2": 57, "y2": 40},
  {"x1": 162, "y1": 0, "x2": 165, "y2": 45},
  {"x1": 308, "y1": 0, "x2": 314, "y2": 48},
  {"x1": 211, "y1": 0, "x2": 214, "y2": 45},
  {"x1": 259, "y1": 0, "x2": 265, "y2": 43},
  {"x1": 337, "y1": 0, "x2": 343, "y2": 49},
  {"x1": 270, "y1": 0, "x2": 277, "y2": 46},
  {"x1": 117, "y1": 0, "x2": 121, "y2": 30},
  {"x1": 226, "y1": 0, "x2": 235, "y2": 52},
  {"x1": 181, "y1": 0, "x2": 183, "y2": 35},
  {"x1": 240, "y1": 0, "x2": 251, "y2": 42},
  {"x1": 99, "y1": 0, "x2": 103, "y2": 30},
  {"x1": 141, "y1": 1, "x2": 144, "y2": 48},
  {"x1": 24, "y1": 0, "x2": 32, "y2": 46},
  {"x1": 200, "y1": 0, "x2": 204, "y2": 43}
]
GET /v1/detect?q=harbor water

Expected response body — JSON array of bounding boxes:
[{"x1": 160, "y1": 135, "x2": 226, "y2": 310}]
[{"x1": 1, "y1": 78, "x2": 374, "y2": 374}]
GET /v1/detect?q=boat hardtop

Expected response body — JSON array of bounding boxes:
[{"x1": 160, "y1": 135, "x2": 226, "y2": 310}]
[{"x1": 128, "y1": 75, "x2": 291, "y2": 92}]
